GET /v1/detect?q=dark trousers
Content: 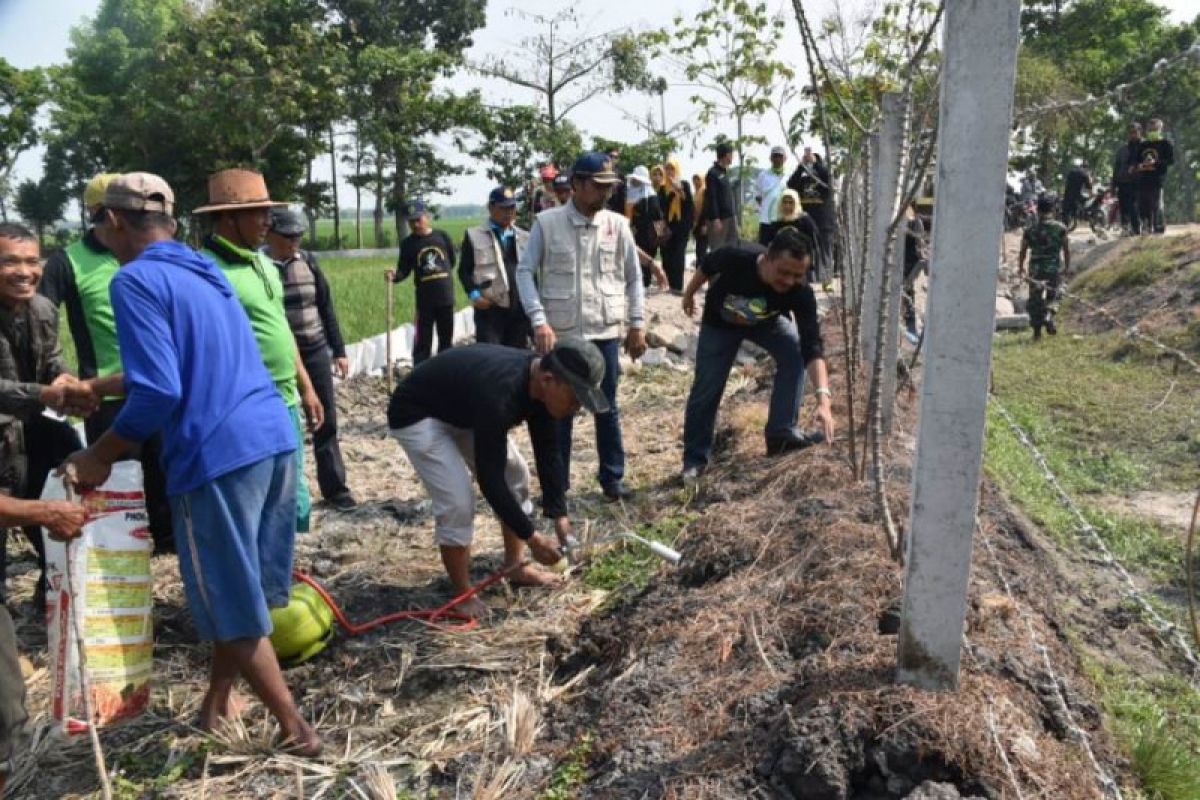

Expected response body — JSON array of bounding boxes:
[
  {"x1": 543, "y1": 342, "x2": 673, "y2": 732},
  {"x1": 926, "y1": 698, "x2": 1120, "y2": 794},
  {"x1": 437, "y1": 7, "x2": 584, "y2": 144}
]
[
  {"x1": 557, "y1": 337, "x2": 624, "y2": 491},
  {"x1": 0, "y1": 605, "x2": 27, "y2": 768},
  {"x1": 683, "y1": 318, "x2": 806, "y2": 470},
  {"x1": 1117, "y1": 183, "x2": 1138, "y2": 231},
  {"x1": 413, "y1": 304, "x2": 454, "y2": 365},
  {"x1": 474, "y1": 306, "x2": 531, "y2": 349},
  {"x1": 1027, "y1": 271, "x2": 1061, "y2": 332},
  {"x1": 1137, "y1": 184, "x2": 1164, "y2": 234},
  {"x1": 757, "y1": 222, "x2": 776, "y2": 246},
  {"x1": 85, "y1": 400, "x2": 173, "y2": 552},
  {"x1": 639, "y1": 243, "x2": 659, "y2": 289},
  {"x1": 1, "y1": 415, "x2": 81, "y2": 605},
  {"x1": 694, "y1": 230, "x2": 709, "y2": 265},
  {"x1": 661, "y1": 227, "x2": 690, "y2": 292},
  {"x1": 300, "y1": 347, "x2": 350, "y2": 501}
]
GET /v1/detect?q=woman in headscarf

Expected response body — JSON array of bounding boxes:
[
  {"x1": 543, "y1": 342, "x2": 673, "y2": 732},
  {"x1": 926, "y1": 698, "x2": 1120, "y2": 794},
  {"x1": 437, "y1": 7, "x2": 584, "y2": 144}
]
[
  {"x1": 771, "y1": 189, "x2": 822, "y2": 277},
  {"x1": 626, "y1": 165, "x2": 665, "y2": 288},
  {"x1": 657, "y1": 158, "x2": 695, "y2": 293},
  {"x1": 691, "y1": 173, "x2": 708, "y2": 266}
]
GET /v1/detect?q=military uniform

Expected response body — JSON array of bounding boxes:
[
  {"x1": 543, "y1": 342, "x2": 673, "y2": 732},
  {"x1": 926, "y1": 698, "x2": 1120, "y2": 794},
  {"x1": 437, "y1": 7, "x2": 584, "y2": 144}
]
[{"x1": 1022, "y1": 218, "x2": 1068, "y2": 337}]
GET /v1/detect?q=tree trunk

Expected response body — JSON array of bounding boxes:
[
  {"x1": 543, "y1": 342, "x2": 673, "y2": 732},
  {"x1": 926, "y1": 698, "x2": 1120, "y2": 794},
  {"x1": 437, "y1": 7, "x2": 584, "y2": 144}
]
[
  {"x1": 373, "y1": 154, "x2": 385, "y2": 249},
  {"x1": 734, "y1": 113, "x2": 745, "y2": 219},
  {"x1": 305, "y1": 156, "x2": 318, "y2": 245},
  {"x1": 329, "y1": 123, "x2": 341, "y2": 248},
  {"x1": 354, "y1": 124, "x2": 363, "y2": 249},
  {"x1": 391, "y1": 154, "x2": 410, "y2": 243}
]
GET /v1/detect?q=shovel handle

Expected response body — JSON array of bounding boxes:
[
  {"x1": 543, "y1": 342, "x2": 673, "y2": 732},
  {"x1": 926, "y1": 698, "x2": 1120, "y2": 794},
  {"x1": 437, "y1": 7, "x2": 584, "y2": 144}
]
[{"x1": 385, "y1": 274, "x2": 395, "y2": 395}]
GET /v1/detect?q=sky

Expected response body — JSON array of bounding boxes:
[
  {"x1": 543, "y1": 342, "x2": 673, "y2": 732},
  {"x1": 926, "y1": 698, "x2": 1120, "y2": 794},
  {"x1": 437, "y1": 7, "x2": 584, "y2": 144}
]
[{"x1": 3, "y1": 0, "x2": 1200, "y2": 210}]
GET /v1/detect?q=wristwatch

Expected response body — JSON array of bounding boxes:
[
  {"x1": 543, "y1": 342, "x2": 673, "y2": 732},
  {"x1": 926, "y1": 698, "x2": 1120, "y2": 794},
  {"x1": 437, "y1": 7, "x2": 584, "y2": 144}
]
[{"x1": 815, "y1": 386, "x2": 832, "y2": 398}]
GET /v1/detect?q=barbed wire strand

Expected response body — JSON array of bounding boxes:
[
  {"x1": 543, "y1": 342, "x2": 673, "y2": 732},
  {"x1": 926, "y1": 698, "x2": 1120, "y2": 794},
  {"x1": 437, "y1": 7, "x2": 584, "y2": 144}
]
[
  {"x1": 984, "y1": 701, "x2": 1027, "y2": 800},
  {"x1": 990, "y1": 398, "x2": 1200, "y2": 677},
  {"x1": 977, "y1": 522, "x2": 1125, "y2": 799}
]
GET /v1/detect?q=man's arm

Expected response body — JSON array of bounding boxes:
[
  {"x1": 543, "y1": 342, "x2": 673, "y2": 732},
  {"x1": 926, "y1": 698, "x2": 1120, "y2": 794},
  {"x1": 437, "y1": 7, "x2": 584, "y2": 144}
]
[
  {"x1": 620, "y1": 222, "x2": 648, "y2": 359},
  {"x1": 473, "y1": 425, "x2": 537, "y2": 539},
  {"x1": 308, "y1": 253, "x2": 346, "y2": 359},
  {"x1": 390, "y1": 240, "x2": 414, "y2": 283},
  {"x1": 1017, "y1": 236, "x2": 1029, "y2": 276},
  {"x1": 457, "y1": 232, "x2": 480, "y2": 294},
  {"x1": 515, "y1": 218, "x2": 547, "y2": 328},
  {"x1": 703, "y1": 168, "x2": 720, "y2": 220},
  {"x1": 527, "y1": 409, "x2": 568, "y2": 524},
  {"x1": 1061, "y1": 234, "x2": 1071, "y2": 275},
  {"x1": 38, "y1": 250, "x2": 73, "y2": 306},
  {"x1": 293, "y1": 346, "x2": 325, "y2": 431},
  {"x1": 0, "y1": 493, "x2": 87, "y2": 541},
  {"x1": 795, "y1": 288, "x2": 834, "y2": 443}
]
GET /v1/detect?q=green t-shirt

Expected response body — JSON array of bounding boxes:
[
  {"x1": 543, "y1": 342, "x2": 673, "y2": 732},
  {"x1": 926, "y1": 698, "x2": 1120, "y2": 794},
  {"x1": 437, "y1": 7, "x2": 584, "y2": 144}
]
[
  {"x1": 1022, "y1": 219, "x2": 1067, "y2": 277},
  {"x1": 201, "y1": 235, "x2": 298, "y2": 406}
]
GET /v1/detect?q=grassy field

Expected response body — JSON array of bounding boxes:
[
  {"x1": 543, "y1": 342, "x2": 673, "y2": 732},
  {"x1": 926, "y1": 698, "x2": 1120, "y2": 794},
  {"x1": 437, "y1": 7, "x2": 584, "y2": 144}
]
[
  {"x1": 312, "y1": 216, "x2": 479, "y2": 252},
  {"x1": 986, "y1": 321, "x2": 1200, "y2": 799}
]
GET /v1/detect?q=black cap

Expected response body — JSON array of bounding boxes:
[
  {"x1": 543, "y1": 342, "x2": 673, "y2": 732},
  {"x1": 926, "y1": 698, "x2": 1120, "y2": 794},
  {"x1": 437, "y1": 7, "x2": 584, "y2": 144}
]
[
  {"x1": 488, "y1": 186, "x2": 518, "y2": 207},
  {"x1": 544, "y1": 337, "x2": 610, "y2": 414},
  {"x1": 404, "y1": 200, "x2": 428, "y2": 220},
  {"x1": 269, "y1": 208, "x2": 305, "y2": 236},
  {"x1": 553, "y1": 174, "x2": 571, "y2": 189}
]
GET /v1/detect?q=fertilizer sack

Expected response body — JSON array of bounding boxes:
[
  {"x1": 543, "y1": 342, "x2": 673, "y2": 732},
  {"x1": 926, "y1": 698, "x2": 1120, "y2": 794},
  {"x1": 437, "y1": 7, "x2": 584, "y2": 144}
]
[{"x1": 42, "y1": 461, "x2": 153, "y2": 733}]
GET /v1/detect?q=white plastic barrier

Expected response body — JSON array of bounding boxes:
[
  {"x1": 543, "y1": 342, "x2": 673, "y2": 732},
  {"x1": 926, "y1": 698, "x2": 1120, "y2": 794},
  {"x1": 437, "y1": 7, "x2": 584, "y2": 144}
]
[{"x1": 341, "y1": 306, "x2": 476, "y2": 379}]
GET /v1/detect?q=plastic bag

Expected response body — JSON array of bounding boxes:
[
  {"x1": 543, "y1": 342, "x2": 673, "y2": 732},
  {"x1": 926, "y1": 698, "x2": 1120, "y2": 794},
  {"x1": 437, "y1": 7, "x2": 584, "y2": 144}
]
[{"x1": 42, "y1": 460, "x2": 153, "y2": 733}]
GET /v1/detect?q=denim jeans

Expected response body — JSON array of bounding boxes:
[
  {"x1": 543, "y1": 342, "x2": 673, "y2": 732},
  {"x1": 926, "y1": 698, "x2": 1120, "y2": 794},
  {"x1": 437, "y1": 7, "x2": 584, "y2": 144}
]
[
  {"x1": 558, "y1": 337, "x2": 624, "y2": 490},
  {"x1": 683, "y1": 318, "x2": 806, "y2": 470}
]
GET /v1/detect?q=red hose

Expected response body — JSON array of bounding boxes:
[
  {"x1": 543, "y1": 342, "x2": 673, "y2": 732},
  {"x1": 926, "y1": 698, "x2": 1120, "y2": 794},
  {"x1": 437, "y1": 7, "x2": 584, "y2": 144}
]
[{"x1": 291, "y1": 563, "x2": 518, "y2": 635}]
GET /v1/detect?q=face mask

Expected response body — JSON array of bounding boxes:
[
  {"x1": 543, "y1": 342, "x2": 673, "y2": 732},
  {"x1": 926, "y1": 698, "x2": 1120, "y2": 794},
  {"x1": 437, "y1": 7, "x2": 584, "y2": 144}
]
[{"x1": 1148, "y1": 130, "x2": 1163, "y2": 141}]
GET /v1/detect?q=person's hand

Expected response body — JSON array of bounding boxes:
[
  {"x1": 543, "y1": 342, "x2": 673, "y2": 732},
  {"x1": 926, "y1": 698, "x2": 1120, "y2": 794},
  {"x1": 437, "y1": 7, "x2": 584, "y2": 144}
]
[
  {"x1": 384, "y1": 269, "x2": 396, "y2": 280},
  {"x1": 37, "y1": 500, "x2": 88, "y2": 542},
  {"x1": 59, "y1": 449, "x2": 112, "y2": 491},
  {"x1": 682, "y1": 291, "x2": 697, "y2": 318},
  {"x1": 624, "y1": 327, "x2": 647, "y2": 360},
  {"x1": 815, "y1": 396, "x2": 835, "y2": 445},
  {"x1": 534, "y1": 324, "x2": 557, "y2": 355},
  {"x1": 653, "y1": 262, "x2": 668, "y2": 291},
  {"x1": 334, "y1": 357, "x2": 349, "y2": 380},
  {"x1": 63, "y1": 382, "x2": 99, "y2": 417},
  {"x1": 526, "y1": 531, "x2": 563, "y2": 567},
  {"x1": 471, "y1": 296, "x2": 493, "y2": 311},
  {"x1": 302, "y1": 387, "x2": 325, "y2": 432}
]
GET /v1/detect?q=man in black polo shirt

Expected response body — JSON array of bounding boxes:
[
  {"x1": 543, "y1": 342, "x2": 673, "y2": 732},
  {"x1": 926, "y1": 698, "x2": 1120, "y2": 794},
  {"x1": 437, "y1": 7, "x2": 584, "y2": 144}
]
[
  {"x1": 679, "y1": 228, "x2": 835, "y2": 482},
  {"x1": 704, "y1": 142, "x2": 738, "y2": 248},
  {"x1": 388, "y1": 338, "x2": 607, "y2": 618}
]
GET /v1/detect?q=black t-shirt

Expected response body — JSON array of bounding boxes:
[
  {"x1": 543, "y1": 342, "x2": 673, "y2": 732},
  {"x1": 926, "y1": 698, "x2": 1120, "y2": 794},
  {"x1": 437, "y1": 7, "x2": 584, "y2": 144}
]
[
  {"x1": 1064, "y1": 167, "x2": 1091, "y2": 201},
  {"x1": 631, "y1": 196, "x2": 663, "y2": 251},
  {"x1": 387, "y1": 344, "x2": 565, "y2": 539},
  {"x1": 396, "y1": 230, "x2": 456, "y2": 308},
  {"x1": 1135, "y1": 138, "x2": 1175, "y2": 188},
  {"x1": 700, "y1": 243, "x2": 824, "y2": 363}
]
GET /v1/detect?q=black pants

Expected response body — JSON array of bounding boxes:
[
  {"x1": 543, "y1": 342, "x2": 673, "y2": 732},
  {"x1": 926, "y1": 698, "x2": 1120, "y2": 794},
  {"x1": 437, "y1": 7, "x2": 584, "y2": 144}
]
[
  {"x1": 757, "y1": 222, "x2": 776, "y2": 246},
  {"x1": 638, "y1": 241, "x2": 659, "y2": 289},
  {"x1": 1117, "y1": 183, "x2": 1138, "y2": 231},
  {"x1": 661, "y1": 226, "x2": 690, "y2": 292},
  {"x1": 85, "y1": 400, "x2": 173, "y2": 553},
  {"x1": 413, "y1": 304, "x2": 454, "y2": 365},
  {"x1": 474, "y1": 306, "x2": 531, "y2": 349},
  {"x1": 694, "y1": 230, "x2": 709, "y2": 265},
  {"x1": 1137, "y1": 183, "x2": 1163, "y2": 234},
  {"x1": 1, "y1": 416, "x2": 81, "y2": 605},
  {"x1": 0, "y1": 605, "x2": 26, "y2": 768},
  {"x1": 300, "y1": 347, "x2": 350, "y2": 501}
]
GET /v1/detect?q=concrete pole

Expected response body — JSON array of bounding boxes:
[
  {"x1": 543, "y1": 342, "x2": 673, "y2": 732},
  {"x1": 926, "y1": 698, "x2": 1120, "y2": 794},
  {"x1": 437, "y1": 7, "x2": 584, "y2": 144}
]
[
  {"x1": 896, "y1": 0, "x2": 1021, "y2": 691},
  {"x1": 860, "y1": 93, "x2": 904, "y2": 368}
]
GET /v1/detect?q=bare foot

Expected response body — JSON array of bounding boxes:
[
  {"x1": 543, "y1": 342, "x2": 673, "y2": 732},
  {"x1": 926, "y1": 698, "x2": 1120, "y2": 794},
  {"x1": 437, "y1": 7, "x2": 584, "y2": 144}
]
[
  {"x1": 278, "y1": 720, "x2": 323, "y2": 759},
  {"x1": 506, "y1": 564, "x2": 563, "y2": 588},
  {"x1": 198, "y1": 689, "x2": 245, "y2": 731},
  {"x1": 451, "y1": 596, "x2": 490, "y2": 619}
]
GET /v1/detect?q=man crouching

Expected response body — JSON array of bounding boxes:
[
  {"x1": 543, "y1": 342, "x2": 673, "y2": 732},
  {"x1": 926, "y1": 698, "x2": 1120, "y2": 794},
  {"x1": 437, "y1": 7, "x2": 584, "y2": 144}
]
[{"x1": 388, "y1": 340, "x2": 606, "y2": 618}]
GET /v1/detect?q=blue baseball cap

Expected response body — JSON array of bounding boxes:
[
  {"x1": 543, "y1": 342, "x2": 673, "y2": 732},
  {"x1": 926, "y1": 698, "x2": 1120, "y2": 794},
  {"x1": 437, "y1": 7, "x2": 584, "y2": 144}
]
[
  {"x1": 404, "y1": 199, "x2": 428, "y2": 220},
  {"x1": 488, "y1": 186, "x2": 518, "y2": 207},
  {"x1": 570, "y1": 152, "x2": 621, "y2": 184}
]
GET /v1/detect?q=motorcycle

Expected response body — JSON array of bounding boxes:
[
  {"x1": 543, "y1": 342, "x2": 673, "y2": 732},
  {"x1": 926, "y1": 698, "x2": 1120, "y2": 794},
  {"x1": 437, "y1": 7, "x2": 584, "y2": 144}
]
[{"x1": 1083, "y1": 188, "x2": 1119, "y2": 235}]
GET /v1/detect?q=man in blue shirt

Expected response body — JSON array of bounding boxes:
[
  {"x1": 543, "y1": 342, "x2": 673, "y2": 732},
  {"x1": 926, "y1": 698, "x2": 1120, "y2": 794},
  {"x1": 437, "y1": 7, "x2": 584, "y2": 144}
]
[{"x1": 63, "y1": 173, "x2": 321, "y2": 757}]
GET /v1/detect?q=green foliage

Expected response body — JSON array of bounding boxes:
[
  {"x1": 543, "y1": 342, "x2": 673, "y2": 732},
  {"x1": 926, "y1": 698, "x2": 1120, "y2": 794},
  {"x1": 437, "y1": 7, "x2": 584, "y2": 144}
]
[
  {"x1": 466, "y1": 104, "x2": 583, "y2": 189},
  {"x1": 14, "y1": 176, "x2": 68, "y2": 240},
  {"x1": 1072, "y1": 241, "x2": 1176, "y2": 294},
  {"x1": 539, "y1": 733, "x2": 594, "y2": 800},
  {"x1": 583, "y1": 515, "x2": 692, "y2": 593},
  {"x1": 0, "y1": 59, "x2": 46, "y2": 179},
  {"x1": 591, "y1": 134, "x2": 678, "y2": 174},
  {"x1": 1082, "y1": 659, "x2": 1200, "y2": 800}
]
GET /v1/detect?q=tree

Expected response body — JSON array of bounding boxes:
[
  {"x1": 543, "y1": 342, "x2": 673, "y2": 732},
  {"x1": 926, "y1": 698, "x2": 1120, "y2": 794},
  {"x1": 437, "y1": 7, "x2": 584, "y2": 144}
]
[
  {"x1": 14, "y1": 177, "x2": 68, "y2": 242},
  {"x1": 329, "y1": 0, "x2": 486, "y2": 239},
  {"x1": 466, "y1": 104, "x2": 583, "y2": 190},
  {"x1": 473, "y1": 8, "x2": 655, "y2": 130},
  {"x1": 663, "y1": 0, "x2": 795, "y2": 214},
  {"x1": 0, "y1": 60, "x2": 46, "y2": 194}
]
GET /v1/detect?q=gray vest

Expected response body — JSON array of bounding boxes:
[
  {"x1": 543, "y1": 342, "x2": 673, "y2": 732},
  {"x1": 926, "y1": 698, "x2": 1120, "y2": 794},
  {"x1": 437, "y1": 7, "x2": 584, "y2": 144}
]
[
  {"x1": 465, "y1": 225, "x2": 528, "y2": 309},
  {"x1": 535, "y1": 205, "x2": 629, "y2": 340}
]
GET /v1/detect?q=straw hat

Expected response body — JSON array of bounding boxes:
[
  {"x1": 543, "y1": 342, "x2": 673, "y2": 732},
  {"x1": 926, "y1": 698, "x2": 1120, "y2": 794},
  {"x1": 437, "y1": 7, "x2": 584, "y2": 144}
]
[{"x1": 192, "y1": 168, "x2": 288, "y2": 215}]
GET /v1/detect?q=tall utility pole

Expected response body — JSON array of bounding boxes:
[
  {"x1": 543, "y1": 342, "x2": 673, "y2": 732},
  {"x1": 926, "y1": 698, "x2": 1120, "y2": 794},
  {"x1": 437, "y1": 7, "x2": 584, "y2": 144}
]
[{"x1": 896, "y1": 0, "x2": 1021, "y2": 691}]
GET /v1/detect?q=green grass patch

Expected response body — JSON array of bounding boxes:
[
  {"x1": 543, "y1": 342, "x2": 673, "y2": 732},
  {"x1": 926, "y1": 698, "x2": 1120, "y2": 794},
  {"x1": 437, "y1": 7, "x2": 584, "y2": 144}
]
[
  {"x1": 1073, "y1": 240, "x2": 1176, "y2": 294},
  {"x1": 539, "y1": 732, "x2": 594, "y2": 800},
  {"x1": 584, "y1": 514, "x2": 694, "y2": 593},
  {"x1": 1082, "y1": 658, "x2": 1200, "y2": 800},
  {"x1": 319, "y1": 254, "x2": 469, "y2": 343}
]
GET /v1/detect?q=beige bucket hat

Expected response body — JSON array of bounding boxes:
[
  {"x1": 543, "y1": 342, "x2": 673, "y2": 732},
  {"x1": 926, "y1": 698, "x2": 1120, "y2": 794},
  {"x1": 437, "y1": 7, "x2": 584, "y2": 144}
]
[{"x1": 192, "y1": 168, "x2": 288, "y2": 215}]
